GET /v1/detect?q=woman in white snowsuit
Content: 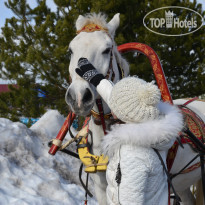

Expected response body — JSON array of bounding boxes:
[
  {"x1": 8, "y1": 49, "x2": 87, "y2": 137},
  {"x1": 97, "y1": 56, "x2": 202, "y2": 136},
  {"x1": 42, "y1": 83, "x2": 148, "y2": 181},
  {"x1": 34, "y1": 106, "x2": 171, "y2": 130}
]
[{"x1": 76, "y1": 58, "x2": 184, "y2": 205}]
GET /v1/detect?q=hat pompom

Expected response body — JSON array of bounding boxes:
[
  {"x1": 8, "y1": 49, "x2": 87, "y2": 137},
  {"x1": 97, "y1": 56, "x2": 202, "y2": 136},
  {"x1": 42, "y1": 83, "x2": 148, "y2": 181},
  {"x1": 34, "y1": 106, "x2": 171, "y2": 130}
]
[{"x1": 138, "y1": 82, "x2": 161, "y2": 106}]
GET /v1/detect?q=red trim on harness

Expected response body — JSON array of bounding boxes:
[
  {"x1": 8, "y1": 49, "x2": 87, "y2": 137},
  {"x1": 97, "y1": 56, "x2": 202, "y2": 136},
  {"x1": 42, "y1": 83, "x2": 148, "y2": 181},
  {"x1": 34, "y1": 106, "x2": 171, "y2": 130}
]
[
  {"x1": 83, "y1": 117, "x2": 90, "y2": 128},
  {"x1": 167, "y1": 98, "x2": 205, "y2": 174},
  {"x1": 96, "y1": 99, "x2": 107, "y2": 135},
  {"x1": 167, "y1": 143, "x2": 179, "y2": 173},
  {"x1": 182, "y1": 97, "x2": 198, "y2": 106}
]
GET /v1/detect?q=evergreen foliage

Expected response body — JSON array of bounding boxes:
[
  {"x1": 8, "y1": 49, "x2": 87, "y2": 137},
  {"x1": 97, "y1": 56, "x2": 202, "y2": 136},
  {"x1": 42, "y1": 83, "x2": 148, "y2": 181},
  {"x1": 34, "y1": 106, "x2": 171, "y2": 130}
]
[{"x1": 0, "y1": 0, "x2": 204, "y2": 120}]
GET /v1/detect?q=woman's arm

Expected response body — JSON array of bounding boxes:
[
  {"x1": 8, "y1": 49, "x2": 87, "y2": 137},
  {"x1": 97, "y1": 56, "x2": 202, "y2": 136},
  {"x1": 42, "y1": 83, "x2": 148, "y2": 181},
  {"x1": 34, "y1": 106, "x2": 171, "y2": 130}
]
[
  {"x1": 96, "y1": 79, "x2": 113, "y2": 105},
  {"x1": 75, "y1": 57, "x2": 114, "y2": 105}
]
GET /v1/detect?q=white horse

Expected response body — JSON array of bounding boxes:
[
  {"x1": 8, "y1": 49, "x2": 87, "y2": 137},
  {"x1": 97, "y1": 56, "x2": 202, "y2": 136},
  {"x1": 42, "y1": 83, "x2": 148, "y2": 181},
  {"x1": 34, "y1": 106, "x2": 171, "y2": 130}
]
[{"x1": 65, "y1": 13, "x2": 205, "y2": 205}]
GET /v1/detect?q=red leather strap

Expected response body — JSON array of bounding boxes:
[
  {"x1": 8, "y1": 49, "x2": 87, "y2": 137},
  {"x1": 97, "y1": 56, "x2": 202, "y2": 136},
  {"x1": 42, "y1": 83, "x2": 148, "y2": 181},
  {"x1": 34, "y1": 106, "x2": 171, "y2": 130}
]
[
  {"x1": 96, "y1": 99, "x2": 107, "y2": 135},
  {"x1": 183, "y1": 97, "x2": 198, "y2": 106}
]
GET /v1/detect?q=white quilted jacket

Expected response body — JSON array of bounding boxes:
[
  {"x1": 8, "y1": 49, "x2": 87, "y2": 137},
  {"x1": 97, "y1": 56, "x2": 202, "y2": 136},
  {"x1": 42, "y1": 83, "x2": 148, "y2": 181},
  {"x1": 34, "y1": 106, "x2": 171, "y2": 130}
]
[{"x1": 96, "y1": 79, "x2": 184, "y2": 205}]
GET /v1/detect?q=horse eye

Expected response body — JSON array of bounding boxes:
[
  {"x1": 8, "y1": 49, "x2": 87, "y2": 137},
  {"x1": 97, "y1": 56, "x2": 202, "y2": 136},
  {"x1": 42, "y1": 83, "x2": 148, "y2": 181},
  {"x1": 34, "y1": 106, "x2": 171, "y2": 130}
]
[
  {"x1": 68, "y1": 48, "x2": 73, "y2": 55},
  {"x1": 102, "y1": 48, "x2": 111, "y2": 54}
]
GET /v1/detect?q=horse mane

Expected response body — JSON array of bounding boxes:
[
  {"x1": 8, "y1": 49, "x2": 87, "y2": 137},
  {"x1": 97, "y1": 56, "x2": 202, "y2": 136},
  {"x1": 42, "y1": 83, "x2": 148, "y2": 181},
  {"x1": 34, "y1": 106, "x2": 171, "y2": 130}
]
[
  {"x1": 114, "y1": 46, "x2": 130, "y2": 77},
  {"x1": 76, "y1": 13, "x2": 108, "y2": 30}
]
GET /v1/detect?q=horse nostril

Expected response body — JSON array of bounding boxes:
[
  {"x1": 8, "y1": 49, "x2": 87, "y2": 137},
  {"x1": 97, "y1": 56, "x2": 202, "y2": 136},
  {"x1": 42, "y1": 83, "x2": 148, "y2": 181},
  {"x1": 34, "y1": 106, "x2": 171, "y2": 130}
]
[
  {"x1": 82, "y1": 88, "x2": 92, "y2": 104},
  {"x1": 65, "y1": 89, "x2": 75, "y2": 105}
]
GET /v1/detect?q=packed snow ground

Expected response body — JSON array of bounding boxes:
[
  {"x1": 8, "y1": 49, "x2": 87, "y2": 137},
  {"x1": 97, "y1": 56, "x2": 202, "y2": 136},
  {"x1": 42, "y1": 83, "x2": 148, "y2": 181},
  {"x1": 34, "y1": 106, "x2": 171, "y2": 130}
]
[{"x1": 0, "y1": 110, "x2": 98, "y2": 205}]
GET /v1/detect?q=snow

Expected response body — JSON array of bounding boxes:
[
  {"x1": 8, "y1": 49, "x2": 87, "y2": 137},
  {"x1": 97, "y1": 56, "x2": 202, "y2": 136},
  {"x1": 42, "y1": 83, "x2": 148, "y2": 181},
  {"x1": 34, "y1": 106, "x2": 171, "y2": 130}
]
[{"x1": 0, "y1": 110, "x2": 98, "y2": 205}]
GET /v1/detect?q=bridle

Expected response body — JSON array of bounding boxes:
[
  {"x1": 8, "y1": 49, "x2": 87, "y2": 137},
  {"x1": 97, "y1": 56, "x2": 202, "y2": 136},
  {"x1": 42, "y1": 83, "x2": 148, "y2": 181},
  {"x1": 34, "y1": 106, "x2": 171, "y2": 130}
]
[{"x1": 90, "y1": 48, "x2": 124, "y2": 134}]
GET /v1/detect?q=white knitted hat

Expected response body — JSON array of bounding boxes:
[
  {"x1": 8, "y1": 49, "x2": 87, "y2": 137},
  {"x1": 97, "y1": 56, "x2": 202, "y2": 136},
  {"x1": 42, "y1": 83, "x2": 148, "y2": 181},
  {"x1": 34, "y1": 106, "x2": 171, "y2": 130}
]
[{"x1": 109, "y1": 77, "x2": 161, "y2": 123}]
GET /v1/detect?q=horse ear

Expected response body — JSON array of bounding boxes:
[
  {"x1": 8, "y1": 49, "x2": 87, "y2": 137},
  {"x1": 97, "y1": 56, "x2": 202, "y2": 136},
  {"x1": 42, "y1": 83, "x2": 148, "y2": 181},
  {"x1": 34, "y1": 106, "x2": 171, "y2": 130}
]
[
  {"x1": 107, "y1": 13, "x2": 120, "y2": 37},
  {"x1": 76, "y1": 15, "x2": 86, "y2": 31}
]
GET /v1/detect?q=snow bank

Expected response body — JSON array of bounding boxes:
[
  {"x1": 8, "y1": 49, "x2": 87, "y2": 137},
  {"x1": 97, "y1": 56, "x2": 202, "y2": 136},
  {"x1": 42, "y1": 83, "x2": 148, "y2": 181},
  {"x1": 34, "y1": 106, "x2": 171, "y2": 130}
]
[
  {"x1": 30, "y1": 110, "x2": 66, "y2": 138},
  {"x1": 0, "y1": 110, "x2": 97, "y2": 205}
]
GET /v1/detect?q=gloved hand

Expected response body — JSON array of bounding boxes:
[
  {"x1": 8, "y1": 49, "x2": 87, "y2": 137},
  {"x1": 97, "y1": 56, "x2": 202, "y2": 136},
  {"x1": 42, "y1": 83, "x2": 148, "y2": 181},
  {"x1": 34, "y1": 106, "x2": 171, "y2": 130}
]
[{"x1": 75, "y1": 58, "x2": 105, "y2": 87}]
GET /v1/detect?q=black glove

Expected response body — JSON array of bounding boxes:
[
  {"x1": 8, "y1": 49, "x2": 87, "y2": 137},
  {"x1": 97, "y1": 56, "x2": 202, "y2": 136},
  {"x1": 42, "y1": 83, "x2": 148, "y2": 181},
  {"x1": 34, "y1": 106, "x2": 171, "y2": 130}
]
[{"x1": 75, "y1": 58, "x2": 105, "y2": 87}]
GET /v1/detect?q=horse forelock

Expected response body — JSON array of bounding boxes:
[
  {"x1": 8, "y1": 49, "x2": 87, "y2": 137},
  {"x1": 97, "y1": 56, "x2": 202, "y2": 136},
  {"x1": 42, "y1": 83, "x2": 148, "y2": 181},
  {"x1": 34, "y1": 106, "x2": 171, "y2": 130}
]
[{"x1": 76, "y1": 13, "x2": 108, "y2": 32}]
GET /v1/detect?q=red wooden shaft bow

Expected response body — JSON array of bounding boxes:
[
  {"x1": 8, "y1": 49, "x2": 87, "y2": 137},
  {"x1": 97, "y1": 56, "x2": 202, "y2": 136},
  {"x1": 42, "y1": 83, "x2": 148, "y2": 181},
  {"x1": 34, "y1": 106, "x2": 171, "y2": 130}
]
[{"x1": 48, "y1": 112, "x2": 76, "y2": 155}]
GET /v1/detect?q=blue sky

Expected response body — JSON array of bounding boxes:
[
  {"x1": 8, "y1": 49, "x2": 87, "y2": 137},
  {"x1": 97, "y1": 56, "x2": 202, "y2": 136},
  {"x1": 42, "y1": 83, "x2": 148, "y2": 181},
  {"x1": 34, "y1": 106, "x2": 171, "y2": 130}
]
[
  {"x1": 0, "y1": 0, "x2": 204, "y2": 83},
  {"x1": 0, "y1": 0, "x2": 204, "y2": 31},
  {"x1": 0, "y1": 0, "x2": 56, "y2": 83},
  {"x1": 0, "y1": 0, "x2": 57, "y2": 34}
]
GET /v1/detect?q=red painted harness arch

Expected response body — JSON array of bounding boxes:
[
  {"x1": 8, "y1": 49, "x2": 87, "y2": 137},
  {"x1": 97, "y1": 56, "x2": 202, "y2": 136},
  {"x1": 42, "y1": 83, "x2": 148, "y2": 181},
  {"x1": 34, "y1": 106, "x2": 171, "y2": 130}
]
[{"x1": 118, "y1": 42, "x2": 173, "y2": 104}]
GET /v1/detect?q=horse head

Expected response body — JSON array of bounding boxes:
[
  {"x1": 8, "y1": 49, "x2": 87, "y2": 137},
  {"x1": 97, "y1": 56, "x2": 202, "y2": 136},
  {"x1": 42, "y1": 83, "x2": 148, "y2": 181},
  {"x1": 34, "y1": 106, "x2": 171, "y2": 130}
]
[{"x1": 65, "y1": 13, "x2": 129, "y2": 116}]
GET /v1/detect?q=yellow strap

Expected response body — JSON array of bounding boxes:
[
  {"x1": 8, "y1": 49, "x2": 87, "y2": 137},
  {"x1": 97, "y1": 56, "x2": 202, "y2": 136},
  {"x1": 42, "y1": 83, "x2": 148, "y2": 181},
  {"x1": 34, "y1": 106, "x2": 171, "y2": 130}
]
[
  {"x1": 51, "y1": 125, "x2": 109, "y2": 173},
  {"x1": 85, "y1": 162, "x2": 108, "y2": 168},
  {"x1": 59, "y1": 125, "x2": 88, "y2": 150},
  {"x1": 77, "y1": 129, "x2": 109, "y2": 173}
]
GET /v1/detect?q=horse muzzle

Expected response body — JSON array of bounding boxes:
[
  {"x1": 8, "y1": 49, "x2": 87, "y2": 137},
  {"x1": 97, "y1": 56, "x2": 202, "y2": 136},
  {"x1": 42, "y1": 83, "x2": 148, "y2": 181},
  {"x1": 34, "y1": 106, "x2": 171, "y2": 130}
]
[{"x1": 65, "y1": 85, "x2": 95, "y2": 116}]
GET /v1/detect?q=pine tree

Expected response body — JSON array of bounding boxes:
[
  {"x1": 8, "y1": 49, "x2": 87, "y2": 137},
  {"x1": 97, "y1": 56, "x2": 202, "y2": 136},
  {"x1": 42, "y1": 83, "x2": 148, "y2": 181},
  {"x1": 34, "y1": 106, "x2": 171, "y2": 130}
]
[
  {"x1": 0, "y1": 0, "x2": 204, "y2": 120},
  {"x1": 0, "y1": 0, "x2": 72, "y2": 120}
]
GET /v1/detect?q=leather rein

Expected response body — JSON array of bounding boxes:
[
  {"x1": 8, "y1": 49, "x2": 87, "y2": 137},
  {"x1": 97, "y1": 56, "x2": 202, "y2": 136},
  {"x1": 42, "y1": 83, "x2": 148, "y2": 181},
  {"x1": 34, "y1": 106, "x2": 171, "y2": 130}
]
[{"x1": 90, "y1": 49, "x2": 124, "y2": 134}]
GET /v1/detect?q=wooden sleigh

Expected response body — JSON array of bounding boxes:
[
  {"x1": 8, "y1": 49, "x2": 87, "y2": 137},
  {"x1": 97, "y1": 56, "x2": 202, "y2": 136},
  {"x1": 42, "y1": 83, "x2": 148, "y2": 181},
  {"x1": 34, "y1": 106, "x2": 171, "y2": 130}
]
[{"x1": 48, "y1": 42, "x2": 205, "y2": 204}]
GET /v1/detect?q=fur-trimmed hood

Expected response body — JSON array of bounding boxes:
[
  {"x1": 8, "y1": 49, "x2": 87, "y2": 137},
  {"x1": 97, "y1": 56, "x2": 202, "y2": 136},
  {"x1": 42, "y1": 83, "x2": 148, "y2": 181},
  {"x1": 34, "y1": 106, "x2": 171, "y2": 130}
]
[{"x1": 101, "y1": 102, "x2": 184, "y2": 157}]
